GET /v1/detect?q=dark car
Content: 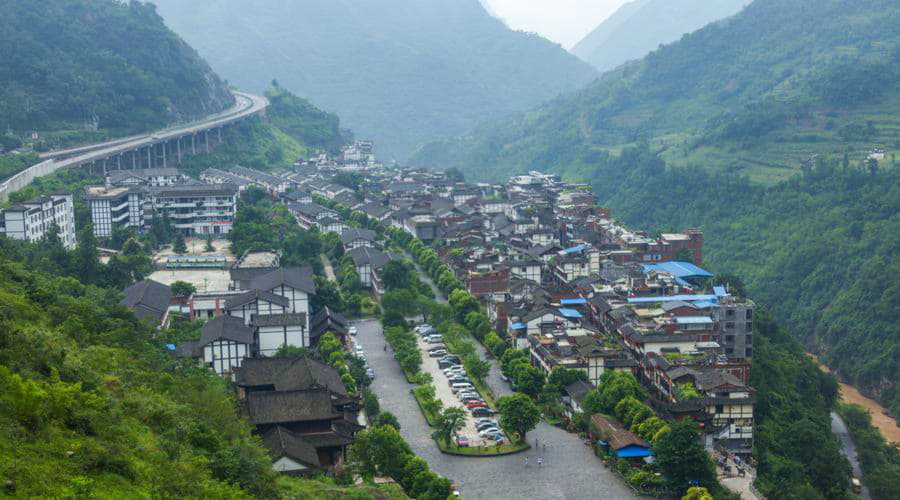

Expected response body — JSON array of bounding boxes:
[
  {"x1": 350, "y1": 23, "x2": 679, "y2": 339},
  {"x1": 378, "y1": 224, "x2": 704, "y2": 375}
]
[
  {"x1": 471, "y1": 407, "x2": 497, "y2": 417},
  {"x1": 438, "y1": 359, "x2": 458, "y2": 369},
  {"x1": 440, "y1": 355, "x2": 461, "y2": 364}
]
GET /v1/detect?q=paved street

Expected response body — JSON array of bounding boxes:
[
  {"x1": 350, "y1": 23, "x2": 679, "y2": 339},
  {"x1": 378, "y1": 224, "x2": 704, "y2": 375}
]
[{"x1": 354, "y1": 318, "x2": 637, "y2": 499}]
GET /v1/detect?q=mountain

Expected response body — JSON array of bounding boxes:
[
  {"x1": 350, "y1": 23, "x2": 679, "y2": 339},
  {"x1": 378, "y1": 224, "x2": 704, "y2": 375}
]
[
  {"x1": 0, "y1": 0, "x2": 233, "y2": 140},
  {"x1": 572, "y1": 0, "x2": 749, "y2": 72},
  {"x1": 149, "y1": 0, "x2": 597, "y2": 160},
  {"x1": 414, "y1": 0, "x2": 900, "y2": 423}
]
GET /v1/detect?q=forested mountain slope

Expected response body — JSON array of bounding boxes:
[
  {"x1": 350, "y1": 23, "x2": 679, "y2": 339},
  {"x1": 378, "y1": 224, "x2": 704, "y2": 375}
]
[
  {"x1": 416, "y1": 0, "x2": 900, "y2": 185},
  {"x1": 0, "y1": 0, "x2": 233, "y2": 141},
  {"x1": 414, "y1": 0, "x2": 900, "y2": 419},
  {"x1": 150, "y1": 0, "x2": 597, "y2": 160},
  {"x1": 572, "y1": 0, "x2": 749, "y2": 73}
]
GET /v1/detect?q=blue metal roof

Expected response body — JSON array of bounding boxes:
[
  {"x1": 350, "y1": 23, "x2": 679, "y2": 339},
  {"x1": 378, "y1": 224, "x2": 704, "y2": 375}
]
[
  {"x1": 562, "y1": 245, "x2": 585, "y2": 255},
  {"x1": 643, "y1": 261, "x2": 713, "y2": 279},
  {"x1": 617, "y1": 445, "x2": 654, "y2": 458},
  {"x1": 675, "y1": 277, "x2": 695, "y2": 289},
  {"x1": 714, "y1": 286, "x2": 727, "y2": 297},
  {"x1": 628, "y1": 294, "x2": 717, "y2": 304},
  {"x1": 510, "y1": 322, "x2": 527, "y2": 330},
  {"x1": 558, "y1": 308, "x2": 582, "y2": 319},
  {"x1": 675, "y1": 316, "x2": 714, "y2": 325},
  {"x1": 560, "y1": 298, "x2": 587, "y2": 305},
  {"x1": 692, "y1": 300, "x2": 719, "y2": 309}
]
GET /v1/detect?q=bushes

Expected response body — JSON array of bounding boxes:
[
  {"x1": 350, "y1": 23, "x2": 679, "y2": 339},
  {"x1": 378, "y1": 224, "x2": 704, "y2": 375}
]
[{"x1": 384, "y1": 326, "x2": 422, "y2": 378}]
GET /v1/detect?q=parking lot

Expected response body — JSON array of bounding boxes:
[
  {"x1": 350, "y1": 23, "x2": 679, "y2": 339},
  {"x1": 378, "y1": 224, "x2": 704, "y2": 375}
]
[
  {"x1": 416, "y1": 328, "x2": 504, "y2": 446},
  {"x1": 354, "y1": 318, "x2": 637, "y2": 499}
]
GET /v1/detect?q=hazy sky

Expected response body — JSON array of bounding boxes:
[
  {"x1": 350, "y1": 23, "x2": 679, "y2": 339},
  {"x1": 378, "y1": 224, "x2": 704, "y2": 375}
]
[{"x1": 483, "y1": 0, "x2": 631, "y2": 49}]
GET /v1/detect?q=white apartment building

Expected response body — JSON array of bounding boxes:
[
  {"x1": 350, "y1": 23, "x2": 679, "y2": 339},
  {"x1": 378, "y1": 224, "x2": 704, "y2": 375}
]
[{"x1": 0, "y1": 193, "x2": 77, "y2": 249}]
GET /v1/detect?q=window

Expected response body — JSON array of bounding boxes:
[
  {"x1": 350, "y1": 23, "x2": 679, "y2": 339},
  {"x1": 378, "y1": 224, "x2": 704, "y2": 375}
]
[
  {"x1": 726, "y1": 348, "x2": 734, "y2": 355},
  {"x1": 726, "y1": 309, "x2": 735, "y2": 317},
  {"x1": 746, "y1": 309, "x2": 753, "y2": 320},
  {"x1": 746, "y1": 335, "x2": 753, "y2": 345},
  {"x1": 725, "y1": 335, "x2": 734, "y2": 343},
  {"x1": 745, "y1": 348, "x2": 752, "y2": 357},
  {"x1": 715, "y1": 404, "x2": 724, "y2": 413},
  {"x1": 746, "y1": 322, "x2": 753, "y2": 331},
  {"x1": 725, "y1": 322, "x2": 735, "y2": 330}
]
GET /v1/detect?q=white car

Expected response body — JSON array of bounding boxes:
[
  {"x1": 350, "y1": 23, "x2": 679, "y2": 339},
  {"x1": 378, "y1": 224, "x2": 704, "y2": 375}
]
[
  {"x1": 349, "y1": 326, "x2": 358, "y2": 336},
  {"x1": 479, "y1": 428, "x2": 503, "y2": 438}
]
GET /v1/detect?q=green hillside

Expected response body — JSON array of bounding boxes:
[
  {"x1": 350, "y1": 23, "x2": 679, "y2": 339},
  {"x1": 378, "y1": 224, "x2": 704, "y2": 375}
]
[
  {"x1": 572, "y1": 0, "x2": 749, "y2": 73},
  {"x1": 150, "y1": 0, "x2": 597, "y2": 160},
  {"x1": 416, "y1": 0, "x2": 900, "y2": 185},
  {"x1": 0, "y1": 0, "x2": 233, "y2": 145},
  {"x1": 413, "y1": 0, "x2": 900, "y2": 419}
]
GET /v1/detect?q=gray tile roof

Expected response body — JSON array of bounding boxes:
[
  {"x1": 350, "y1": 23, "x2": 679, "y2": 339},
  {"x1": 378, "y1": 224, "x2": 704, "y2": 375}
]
[
  {"x1": 260, "y1": 426, "x2": 321, "y2": 468},
  {"x1": 251, "y1": 313, "x2": 307, "y2": 327},
  {"x1": 235, "y1": 356, "x2": 347, "y2": 395},
  {"x1": 247, "y1": 389, "x2": 341, "y2": 425},
  {"x1": 347, "y1": 246, "x2": 391, "y2": 268},
  {"x1": 340, "y1": 228, "x2": 377, "y2": 245},
  {"x1": 199, "y1": 315, "x2": 255, "y2": 346},
  {"x1": 120, "y1": 279, "x2": 171, "y2": 323},
  {"x1": 224, "y1": 289, "x2": 290, "y2": 310},
  {"x1": 248, "y1": 267, "x2": 316, "y2": 295}
]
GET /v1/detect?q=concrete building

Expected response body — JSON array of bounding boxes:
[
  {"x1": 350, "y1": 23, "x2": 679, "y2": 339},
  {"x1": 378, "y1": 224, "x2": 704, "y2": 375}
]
[
  {"x1": 0, "y1": 193, "x2": 77, "y2": 249},
  {"x1": 85, "y1": 186, "x2": 145, "y2": 238}
]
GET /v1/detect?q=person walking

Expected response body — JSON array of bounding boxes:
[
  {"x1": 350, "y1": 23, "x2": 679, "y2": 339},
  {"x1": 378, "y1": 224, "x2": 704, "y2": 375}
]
[
  {"x1": 537, "y1": 457, "x2": 543, "y2": 468},
  {"x1": 383, "y1": 344, "x2": 387, "y2": 352},
  {"x1": 524, "y1": 457, "x2": 529, "y2": 467}
]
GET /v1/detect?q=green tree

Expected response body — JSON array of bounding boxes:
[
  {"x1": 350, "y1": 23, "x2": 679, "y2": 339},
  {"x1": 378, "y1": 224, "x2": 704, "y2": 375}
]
[
  {"x1": 682, "y1": 487, "x2": 713, "y2": 500},
  {"x1": 170, "y1": 280, "x2": 197, "y2": 298},
  {"x1": 375, "y1": 411, "x2": 401, "y2": 431},
  {"x1": 74, "y1": 223, "x2": 101, "y2": 285},
  {"x1": 514, "y1": 365, "x2": 546, "y2": 398},
  {"x1": 347, "y1": 425, "x2": 413, "y2": 480},
  {"x1": 173, "y1": 232, "x2": 187, "y2": 254},
  {"x1": 546, "y1": 366, "x2": 589, "y2": 394},
  {"x1": 205, "y1": 233, "x2": 215, "y2": 252},
  {"x1": 463, "y1": 354, "x2": 490, "y2": 382},
  {"x1": 433, "y1": 407, "x2": 467, "y2": 445},
  {"x1": 497, "y1": 393, "x2": 541, "y2": 440},
  {"x1": 655, "y1": 419, "x2": 717, "y2": 494},
  {"x1": 362, "y1": 388, "x2": 380, "y2": 418},
  {"x1": 274, "y1": 345, "x2": 313, "y2": 357}
]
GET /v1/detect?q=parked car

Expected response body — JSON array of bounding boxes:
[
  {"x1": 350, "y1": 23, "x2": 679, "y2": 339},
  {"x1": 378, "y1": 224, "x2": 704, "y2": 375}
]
[
  {"x1": 476, "y1": 422, "x2": 499, "y2": 432},
  {"x1": 460, "y1": 395, "x2": 484, "y2": 404},
  {"x1": 443, "y1": 366, "x2": 464, "y2": 374},
  {"x1": 426, "y1": 335, "x2": 443, "y2": 343},
  {"x1": 429, "y1": 349, "x2": 448, "y2": 357},
  {"x1": 447, "y1": 376, "x2": 470, "y2": 384},
  {"x1": 427, "y1": 345, "x2": 446, "y2": 353},
  {"x1": 440, "y1": 355, "x2": 461, "y2": 363},
  {"x1": 471, "y1": 407, "x2": 497, "y2": 417},
  {"x1": 349, "y1": 326, "x2": 358, "y2": 336},
  {"x1": 438, "y1": 360, "x2": 458, "y2": 369},
  {"x1": 500, "y1": 373, "x2": 509, "y2": 382},
  {"x1": 415, "y1": 324, "x2": 431, "y2": 333},
  {"x1": 479, "y1": 428, "x2": 502, "y2": 438},
  {"x1": 465, "y1": 401, "x2": 488, "y2": 409},
  {"x1": 455, "y1": 435, "x2": 469, "y2": 448},
  {"x1": 457, "y1": 391, "x2": 480, "y2": 399},
  {"x1": 474, "y1": 418, "x2": 496, "y2": 425},
  {"x1": 354, "y1": 345, "x2": 364, "y2": 354},
  {"x1": 365, "y1": 369, "x2": 375, "y2": 379}
]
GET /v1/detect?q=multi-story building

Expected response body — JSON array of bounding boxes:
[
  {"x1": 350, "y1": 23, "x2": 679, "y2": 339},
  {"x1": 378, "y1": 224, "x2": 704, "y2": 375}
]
[
  {"x1": 106, "y1": 168, "x2": 183, "y2": 187},
  {"x1": 85, "y1": 186, "x2": 145, "y2": 238},
  {"x1": 86, "y1": 182, "x2": 239, "y2": 238},
  {"x1": 713, "y1": 290, "x2": 755, "y2": 359},
  {"x1": 0, "y1": 193, "x2": 77, "y2": 249}
]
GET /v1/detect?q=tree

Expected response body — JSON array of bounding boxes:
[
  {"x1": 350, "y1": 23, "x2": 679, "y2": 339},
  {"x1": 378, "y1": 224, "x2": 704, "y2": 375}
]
[
  {"x1": 497, "y1": 393, "x2": 540, "y2": 441},
  {"x1": 74, "y1": 223, "x2": 101, "y2": 284},
  {"x1": 515, "y1": 365, "x2": 546, "y2": 398},
  {"x1": 380, "y1": 259, "x2": 413, "y2": 291},
  {"x1": 484, "y1": 331, "x2": 507, "y2": 358},
  {"x1": 463, "y1": 354, "x2": 490, "y2": 382},
  {"x1": 173, "y1": 232, "x2": 187, "y2": 254},
  {"x1": 433, "y1": 407, "x2": 467, "y2": 445},
  {"x1": 347, "y1": 425, "x2": 413, "y2": 480},
  {"x1": 655, "y1": 419, "x2": 717, "y2": 494},
  {"x1": 448, "y1": 289, "x2": 479, "y2": 322},
  {"x1": 547, "y1": 366, "x2": 589, "y2": 394},
  {"x1": 375, "y1": 411, "x2": 401, "y2": 431},
  {"x1": 317, "y1": 333, "x2": 343, "y2": 360},
  {"x1": 170, "y1": 281, "x2": 197, "y2": 298},
  {"x1": 445, "y1": 167, "x2": 465, "y2": 182},
  {"x1": 381, "y1": 289, "x2": 418, "y2": 318},
  {"x1": 682, "y1": 487, "x2": 713, "y2": 500},
  {"x1": 205, "y1": 233, "x2": 215, "y2": 252},
  {"x1": 274, "y1": 345, "x2": 313, "y2": 357}
]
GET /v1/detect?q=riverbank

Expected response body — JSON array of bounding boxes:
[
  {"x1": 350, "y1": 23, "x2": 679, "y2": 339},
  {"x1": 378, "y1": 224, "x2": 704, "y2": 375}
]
[{"x1": 808, "y1": 354, "x2": 899, "y2": 444}]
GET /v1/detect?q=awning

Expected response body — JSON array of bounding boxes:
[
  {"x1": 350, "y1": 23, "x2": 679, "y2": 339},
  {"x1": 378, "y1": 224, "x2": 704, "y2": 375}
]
[
  {"x1": 558, "y1": 308, "x2": 582, "y2": 319},
  {"x1": 617, "y1": 447, "x2": 654, "y2": 458},
  {"x1": 510, "y1": 322, "x2": 527, "y2": 330},
  {"x1": 560, "y1": 298, "x2": 587, "y2": 305}
]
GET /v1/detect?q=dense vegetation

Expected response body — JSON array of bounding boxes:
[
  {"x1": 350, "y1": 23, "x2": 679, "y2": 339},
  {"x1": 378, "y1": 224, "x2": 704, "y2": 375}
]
[
  {"x1": 0, "y1": 0, "x2": 232, "y2": 141},
  {"x1": 416, "y1": 0, "x2": 900, "y2": 185},
  {"x1": 572, "y1": 0, "x2": 748, "y2": 72},
  {"x1": 150, "y1": 0, "x2": 597, "y2": 159},
  {"x1": 837, "y1": 404, "x2": 900, "y2": 499}
]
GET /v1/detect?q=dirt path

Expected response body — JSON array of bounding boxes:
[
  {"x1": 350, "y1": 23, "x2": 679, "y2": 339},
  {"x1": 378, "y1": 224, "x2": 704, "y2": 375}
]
[
  {"x1": 809, "y1": 354, "x2": 899, "y2": 444},
  {"x1": 320, "y1": 253, "x2": 336, "y2": 282}
]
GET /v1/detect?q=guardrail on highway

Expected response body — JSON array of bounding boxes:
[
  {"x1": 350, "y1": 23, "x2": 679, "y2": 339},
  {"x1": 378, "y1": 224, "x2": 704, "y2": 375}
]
[{"x1": 0, "y1": 91, "x2": 268, "y2": 203}]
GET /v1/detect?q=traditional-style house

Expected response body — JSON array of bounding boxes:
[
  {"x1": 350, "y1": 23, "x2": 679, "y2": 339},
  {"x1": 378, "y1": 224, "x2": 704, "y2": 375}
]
[{"x1": 120, "y1": 279, "x2": 172, "y2": 328}]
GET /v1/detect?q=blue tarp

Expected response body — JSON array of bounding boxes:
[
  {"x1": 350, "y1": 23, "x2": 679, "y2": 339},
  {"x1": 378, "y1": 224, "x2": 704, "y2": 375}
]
[
  {"x1": 628, "y1": 294, "x2": 717, "y2": 304},
  {"x1": 616, "y1": 446, "x2": 655, "y2": 458},
  {"x1": 510, "y1": 322, "x2": 527, "y2": 330},
  {"x1": 165, "y1": 343, "x2": 177, "y2": 351},
  {"x1": 692, "y1": 300, "x2": 719, "y2": 309},
  {"x1": 558, "y1": 308, "x2": 582, "y2": 319},
  {"x1": 643, "y1": 261, "x2": 713, "y2": 279},
  {"x1": 713, "y1": 286, "x2": 727, "y2": 297},
  {"x1": 562, "y1": 245, "x2": 585, "y2": 255},
  {"x1": 560, "y1": 298, "x2": 587, "y2": 305}
]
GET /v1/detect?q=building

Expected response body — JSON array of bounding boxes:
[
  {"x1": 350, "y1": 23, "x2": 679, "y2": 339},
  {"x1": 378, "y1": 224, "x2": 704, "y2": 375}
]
[
  {"x1": 0, "y1": 193, "x2": 76, "y2": 249},
  {"x1": 588, "y1": 414, "x2": 654, "y2": 460},
  {"x1": 85, "y1": 182, "x2": 239, "y2": 238},
  {"x1": 120, "y1": 279, "x2": 172, "y2": 328},
  {"x1": 106, "y1": 168, "x2": 183, "y2": 187},
  {"x1": 197, "y1": 314, "x2": 255, "y2": 376},
  {"x1": 347, "y1": 247, "x2": 392, "y2": 288},
  {"x1": 340, "y1": 228, "x2": 377, "y2": 251}
]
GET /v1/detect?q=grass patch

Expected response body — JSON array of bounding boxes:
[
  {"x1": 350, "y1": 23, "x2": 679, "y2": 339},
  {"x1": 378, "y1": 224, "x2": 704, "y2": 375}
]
[
  {"x1": 471, "y1": 377, "x2": 498, "y2": 409},
  {"x1": 435, "y1": 438, "x2": 530, "y2": 457}
]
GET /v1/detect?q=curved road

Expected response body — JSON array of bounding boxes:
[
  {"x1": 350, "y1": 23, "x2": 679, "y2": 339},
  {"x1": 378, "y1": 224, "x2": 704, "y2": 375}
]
[{"x1": 0, "y1": 91, "x2": 268, "y2": 202}]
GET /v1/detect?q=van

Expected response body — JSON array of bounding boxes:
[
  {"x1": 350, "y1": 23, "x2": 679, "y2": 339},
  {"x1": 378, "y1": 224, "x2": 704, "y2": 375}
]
[
  {"x1": 427, "y1": 335, "x2": 443, "y2": 343},
  {"x1": 451, "y1": 383, "x2": 474, "y2": 394}
]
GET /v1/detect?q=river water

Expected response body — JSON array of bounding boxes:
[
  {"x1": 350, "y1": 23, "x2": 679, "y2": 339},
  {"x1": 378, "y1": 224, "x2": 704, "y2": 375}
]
[{"x1": 808, "y1": 354, "x2": 899, "y2": 444}]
